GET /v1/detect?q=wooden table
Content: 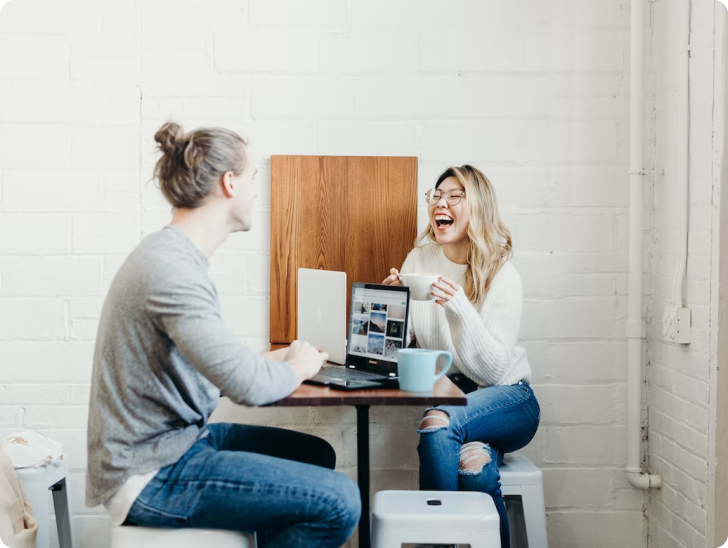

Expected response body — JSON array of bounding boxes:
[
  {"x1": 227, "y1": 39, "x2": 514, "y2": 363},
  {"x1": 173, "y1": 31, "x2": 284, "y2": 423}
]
[{"x1": 269, "y1": 369, "x2": 467, "y2": 548}]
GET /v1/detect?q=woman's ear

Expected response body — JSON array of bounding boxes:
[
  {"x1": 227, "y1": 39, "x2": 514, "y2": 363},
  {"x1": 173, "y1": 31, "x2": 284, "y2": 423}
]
[{"x1": 220, "y1": 171, "x2": 235, "y2": 198}]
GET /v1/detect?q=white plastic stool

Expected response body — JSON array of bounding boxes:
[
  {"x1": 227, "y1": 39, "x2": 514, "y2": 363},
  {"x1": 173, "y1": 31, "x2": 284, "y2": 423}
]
[
  {"x1": 500, "y1": 454, "x2": 548, "y2": 548},
  {"x1": 372, "y1": 490, "x2": 500, "y2": 548},
  {"x1": 111, "y1": 526, "x2": 256, "y2": 548},
  {"x1": 15, "y1": 462, "x2": 73, "y2": 548}
]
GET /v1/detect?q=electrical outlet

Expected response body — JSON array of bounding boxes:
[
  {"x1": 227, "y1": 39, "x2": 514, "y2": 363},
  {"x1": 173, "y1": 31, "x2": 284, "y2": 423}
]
[
  {"x1": 662, "y1": 306, "x2": 676, "y2": 342},
  {"x1": 662, "y1": 306, "x2": 691, "y2": 344}
]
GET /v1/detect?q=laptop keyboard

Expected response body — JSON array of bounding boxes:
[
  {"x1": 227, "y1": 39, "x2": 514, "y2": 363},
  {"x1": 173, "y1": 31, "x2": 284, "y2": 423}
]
[{"x1": 319, "y1": 366, "x2": 390, "y2": 381}]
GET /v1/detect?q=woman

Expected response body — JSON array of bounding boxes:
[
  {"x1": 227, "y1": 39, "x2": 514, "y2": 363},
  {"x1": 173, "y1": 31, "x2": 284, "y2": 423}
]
[
  {"x1": 382, "y1": 165, "x2": 539, "y2": 548},
  {"x1": 85, "y1": 122, "x2": 360, "y2": 548}
]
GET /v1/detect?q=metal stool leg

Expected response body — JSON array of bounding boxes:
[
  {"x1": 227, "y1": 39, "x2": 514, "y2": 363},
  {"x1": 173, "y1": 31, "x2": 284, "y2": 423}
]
[
  {"x1": 521, "y1": 483, "x2": 548, "y2": 548},
  {"x1": 51, "y1": 478, "x2": 74, "y2": 548}
]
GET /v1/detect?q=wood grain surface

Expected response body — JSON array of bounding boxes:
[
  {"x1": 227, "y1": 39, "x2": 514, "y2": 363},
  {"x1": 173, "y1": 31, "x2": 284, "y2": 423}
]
[
  {"x1": 270, "y1": 155, "x2": 418, "y2": 344},
  {"x1": 267, "y1": 368, "x2": 467, "y2": 407}
]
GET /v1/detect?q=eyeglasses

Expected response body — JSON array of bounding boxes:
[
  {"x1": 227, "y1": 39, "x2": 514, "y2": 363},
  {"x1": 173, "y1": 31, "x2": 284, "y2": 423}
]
[{"x1": 424, "y1": 188, "x2": 466, "y2": 206}]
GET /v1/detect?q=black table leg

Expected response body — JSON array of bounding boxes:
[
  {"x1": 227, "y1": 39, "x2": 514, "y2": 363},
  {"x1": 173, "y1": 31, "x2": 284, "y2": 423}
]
[{"x1": 356, "y1": 404, "x2": 371, "y2": 548}]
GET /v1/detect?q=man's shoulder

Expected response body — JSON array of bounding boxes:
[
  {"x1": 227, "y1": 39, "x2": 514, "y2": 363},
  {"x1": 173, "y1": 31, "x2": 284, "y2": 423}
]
[{"x1": 116, "y1": 229, "x2": 208, "y2": 292}]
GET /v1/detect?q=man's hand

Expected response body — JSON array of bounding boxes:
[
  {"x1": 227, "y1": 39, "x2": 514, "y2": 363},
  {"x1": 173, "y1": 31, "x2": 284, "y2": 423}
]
[{"x1": 282, "y1": 340, "x2": 328, "y2": 385}]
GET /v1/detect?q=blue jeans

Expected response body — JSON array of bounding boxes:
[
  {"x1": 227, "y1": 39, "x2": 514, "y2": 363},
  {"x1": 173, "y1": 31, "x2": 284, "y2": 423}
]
[
  {"x1": 124, "y1": 423, "x2": 361, "y2": 548},
  {"x1": 418, "y1": 381, "x2": 540, "y2": 548}
]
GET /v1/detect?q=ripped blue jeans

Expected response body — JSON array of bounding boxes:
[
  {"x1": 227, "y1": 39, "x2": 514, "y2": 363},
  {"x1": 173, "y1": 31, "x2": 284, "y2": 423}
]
[{"x1": 417, "y1": 381, "x2": 540, "y2": 548}]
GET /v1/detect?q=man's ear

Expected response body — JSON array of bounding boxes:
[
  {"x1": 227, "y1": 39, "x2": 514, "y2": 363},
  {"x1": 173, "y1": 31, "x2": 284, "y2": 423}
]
[{"x1": 220, "y1": 171, "x2": 235, "y2": 198}]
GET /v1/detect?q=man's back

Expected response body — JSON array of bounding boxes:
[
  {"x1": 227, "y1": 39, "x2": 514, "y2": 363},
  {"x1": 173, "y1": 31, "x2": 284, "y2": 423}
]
[
  {"x1": 86, "y1": 227, "x2": 220, "y2": 507},
  {"x1": 86, "y1": 226, "x2": 297, "y2": 507}
]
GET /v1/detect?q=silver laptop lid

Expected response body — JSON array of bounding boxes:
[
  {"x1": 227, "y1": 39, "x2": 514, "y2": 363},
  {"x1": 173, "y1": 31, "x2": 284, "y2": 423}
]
[{"x1": 297, "y1": 268, "x2": 347, "y2": 364}]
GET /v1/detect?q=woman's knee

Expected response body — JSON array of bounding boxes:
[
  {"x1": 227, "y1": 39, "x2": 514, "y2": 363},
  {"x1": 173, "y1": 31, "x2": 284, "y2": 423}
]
[
  {"x1": 417, "y1": 408, "x2": 452, "y2": 434},
  {"x1": 458, "y1": 442, "x2": 501, "y2": 493}
]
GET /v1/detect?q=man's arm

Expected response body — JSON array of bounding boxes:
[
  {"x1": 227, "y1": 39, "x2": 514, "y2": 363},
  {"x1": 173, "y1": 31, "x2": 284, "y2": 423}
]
[{"x1": 146, "y1": 277, "x2": 299, "y2": 406}]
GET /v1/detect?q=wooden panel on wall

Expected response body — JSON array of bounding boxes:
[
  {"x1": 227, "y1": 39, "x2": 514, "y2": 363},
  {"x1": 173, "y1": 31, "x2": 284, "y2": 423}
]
[{"x1": 270, "y1": 155, "x2": 418, "y2": 345}]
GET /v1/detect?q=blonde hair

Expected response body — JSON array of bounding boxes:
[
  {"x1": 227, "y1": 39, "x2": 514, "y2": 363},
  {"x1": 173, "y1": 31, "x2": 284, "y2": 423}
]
[
  {"x1": 416, "y1": 165, "x2": 512, "y2": 306},
  {"x1": 153, "y1": 121, "x2": 248, "y2": 209}
]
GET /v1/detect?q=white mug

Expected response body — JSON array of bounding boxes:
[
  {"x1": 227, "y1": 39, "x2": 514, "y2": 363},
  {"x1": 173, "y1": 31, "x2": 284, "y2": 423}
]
[{"x1": 399, "y1": 273, "x2": 440, "y2": 301}]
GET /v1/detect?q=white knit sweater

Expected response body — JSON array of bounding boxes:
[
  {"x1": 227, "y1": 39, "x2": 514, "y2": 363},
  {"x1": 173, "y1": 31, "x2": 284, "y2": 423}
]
[{"x1": 401, "y1": 244, "x2": 532, "y2": 387}]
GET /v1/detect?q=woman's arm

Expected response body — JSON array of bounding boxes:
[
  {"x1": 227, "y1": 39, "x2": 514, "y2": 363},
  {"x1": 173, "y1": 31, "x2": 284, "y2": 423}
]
[{"x1": 433, "y1": 265, "x2": 523, "y2": 385}]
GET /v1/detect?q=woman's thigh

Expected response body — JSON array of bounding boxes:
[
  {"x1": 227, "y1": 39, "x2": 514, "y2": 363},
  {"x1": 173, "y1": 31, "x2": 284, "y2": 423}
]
[
  {"x1": 128, "y1": 425, "x2": 358, "y2": 532},
  {"x1": 429, "y1": 382, "x2": 540, "y2": 453}
]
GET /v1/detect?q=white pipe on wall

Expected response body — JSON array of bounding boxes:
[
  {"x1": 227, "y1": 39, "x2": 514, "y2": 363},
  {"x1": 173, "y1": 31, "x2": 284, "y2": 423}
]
[
  {"x1": 626, "y1": 0, "x2": 662, "y2": 490},
  {"x1": 672, "y1": 0, "x2": 691, "y2": 307}
]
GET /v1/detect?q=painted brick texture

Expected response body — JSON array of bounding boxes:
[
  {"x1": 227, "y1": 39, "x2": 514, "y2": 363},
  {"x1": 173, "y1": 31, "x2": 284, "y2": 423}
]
[
  {"x1": 646, "y1": 0, "x2": 719, "y2": 548},
  {"x1": 644, "y1": 1, "x2": 718, "y2": 548},
  {"x1": 0, "y1": 1, "x2": 715, "y2": 547}
]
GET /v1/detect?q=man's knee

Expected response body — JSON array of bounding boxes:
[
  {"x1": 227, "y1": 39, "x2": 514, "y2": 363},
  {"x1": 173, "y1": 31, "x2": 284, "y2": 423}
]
[
  {"x1": 294, "y1": 431, "x2": 337, "y2": 469},
  {"x1": 316, "y1": 438, "x2": 337, "y2": 470},
  {"x1": 334, "y1": 475, "x2": 362, "y2": 530}
]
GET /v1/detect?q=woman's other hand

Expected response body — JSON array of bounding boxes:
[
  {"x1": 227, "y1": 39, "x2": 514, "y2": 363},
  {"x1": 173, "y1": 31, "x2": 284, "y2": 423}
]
[
  {"x1": 432, "y1": 276, "x2": 460, "y2": 306},
  {"x1": 382, "y1": 268, "x2": 403, "y2": 285}
]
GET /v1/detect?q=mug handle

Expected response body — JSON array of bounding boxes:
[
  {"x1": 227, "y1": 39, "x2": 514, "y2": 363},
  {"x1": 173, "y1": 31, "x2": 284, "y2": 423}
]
[{"x1": 433, "y1": 351, "x2": 453, "y2": 383}]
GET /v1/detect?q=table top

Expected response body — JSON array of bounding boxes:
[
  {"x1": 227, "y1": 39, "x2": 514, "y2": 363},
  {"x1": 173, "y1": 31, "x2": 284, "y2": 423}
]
[{"x1": 269, "y1": 365, "x2": 467, "y2": 407}]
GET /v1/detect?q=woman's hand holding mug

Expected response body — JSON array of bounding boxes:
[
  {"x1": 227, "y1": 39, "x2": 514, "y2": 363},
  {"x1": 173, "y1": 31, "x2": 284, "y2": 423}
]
[
  {"x1": 382, "y1": 268, "x2": 403, "y2": 285},
  {"x1": 431, "y1": 276, "x2": 460, "y2": 307}
]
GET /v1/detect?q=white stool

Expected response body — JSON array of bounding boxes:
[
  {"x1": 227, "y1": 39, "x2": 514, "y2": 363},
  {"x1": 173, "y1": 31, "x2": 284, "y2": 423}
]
[
  {"x1": 372, "y1": 490, "x2": 500, "y2": 548},
  {"x1": 500, "y1": 454, "x2": 548, "y2": 548},
  {"x1": 111, "y1": 526, "x2": 256, "y2": 548},
  {"x1": 15, "y1": 463, "x2": 73, "y2": 548}
]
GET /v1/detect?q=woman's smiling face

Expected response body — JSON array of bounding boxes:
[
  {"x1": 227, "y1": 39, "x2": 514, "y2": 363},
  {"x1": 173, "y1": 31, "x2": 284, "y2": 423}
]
[{"x1": 428, "y1": 176, "x2": 470, "y2": 247}]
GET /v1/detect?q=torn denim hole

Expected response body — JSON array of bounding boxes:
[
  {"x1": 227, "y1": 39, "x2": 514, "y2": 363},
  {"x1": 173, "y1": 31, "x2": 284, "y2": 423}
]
[
  {"x1": 458, "y1": 441, "x2": 491, "y2": 476},
  {"x1": 416, "y1": 409, "x2": 451, "y2": 434}
]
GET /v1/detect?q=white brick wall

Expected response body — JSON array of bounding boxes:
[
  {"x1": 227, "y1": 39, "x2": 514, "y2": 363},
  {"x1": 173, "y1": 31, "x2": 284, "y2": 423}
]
[
  {"x1": 0, "y1": 1, "x2": 717, "y2": 547},
  {"x1": 644, "y1": 1, "x2": 718, "y2": 548}
]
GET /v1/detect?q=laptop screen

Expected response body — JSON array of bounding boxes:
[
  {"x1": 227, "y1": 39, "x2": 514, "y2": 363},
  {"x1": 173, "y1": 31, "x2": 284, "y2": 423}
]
[{"x1": 348, "y1": 285, "x2": 409, "y2": 364}]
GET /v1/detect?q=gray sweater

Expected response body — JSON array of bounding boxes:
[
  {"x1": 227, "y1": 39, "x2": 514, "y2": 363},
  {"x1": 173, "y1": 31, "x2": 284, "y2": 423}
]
[{"x1": 85, "y1": 226, "x2": 297, "y2": 507}]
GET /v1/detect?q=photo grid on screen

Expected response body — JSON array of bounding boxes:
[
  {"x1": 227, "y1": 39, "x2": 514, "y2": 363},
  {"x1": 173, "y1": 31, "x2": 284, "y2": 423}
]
[{"x1": 351, "y1": 296, "x2": 405, "y2": 362}]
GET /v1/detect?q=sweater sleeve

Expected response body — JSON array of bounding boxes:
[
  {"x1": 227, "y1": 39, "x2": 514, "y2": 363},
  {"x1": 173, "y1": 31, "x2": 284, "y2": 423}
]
[
  {"x1": 146, "y1": 273, "x2": 299, "y2": 407},
  {"x1": 443, "y1": 265, "x2": 523, "y2": 385}
]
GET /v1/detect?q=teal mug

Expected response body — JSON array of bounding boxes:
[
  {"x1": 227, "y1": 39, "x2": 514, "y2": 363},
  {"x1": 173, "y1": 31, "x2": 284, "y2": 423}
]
[{"x1": 397, "y1": 349, "x2": 453, "y2": 392}]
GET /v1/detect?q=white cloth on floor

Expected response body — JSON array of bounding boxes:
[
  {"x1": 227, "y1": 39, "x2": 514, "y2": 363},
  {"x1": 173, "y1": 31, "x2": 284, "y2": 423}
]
[{"x1": 0, "y1": 431, "x2": 64, "y2": 469}]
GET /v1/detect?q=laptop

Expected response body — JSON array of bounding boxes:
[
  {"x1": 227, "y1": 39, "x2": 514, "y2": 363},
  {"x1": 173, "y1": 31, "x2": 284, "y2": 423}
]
[
  {"x1": 305, "y1": 280, "x2": 411, "y2": 390},
  {"x1": 298, "y1": 268, "x2": 347, "y2": 364}
]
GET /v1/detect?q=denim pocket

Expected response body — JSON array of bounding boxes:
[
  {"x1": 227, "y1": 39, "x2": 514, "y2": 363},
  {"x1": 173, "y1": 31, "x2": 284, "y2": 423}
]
[{"x1": 129, "y1": 498, "x2": 188, "y2": 528}]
